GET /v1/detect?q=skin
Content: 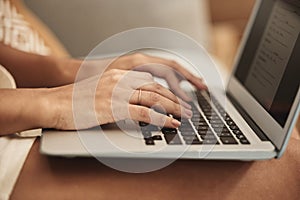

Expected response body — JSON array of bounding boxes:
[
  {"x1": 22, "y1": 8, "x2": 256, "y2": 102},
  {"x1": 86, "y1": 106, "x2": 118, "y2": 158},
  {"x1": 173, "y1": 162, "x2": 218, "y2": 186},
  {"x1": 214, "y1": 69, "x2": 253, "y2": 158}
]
[{"x1": 0, "y1": 42, "x2": 206, "y2": 135}]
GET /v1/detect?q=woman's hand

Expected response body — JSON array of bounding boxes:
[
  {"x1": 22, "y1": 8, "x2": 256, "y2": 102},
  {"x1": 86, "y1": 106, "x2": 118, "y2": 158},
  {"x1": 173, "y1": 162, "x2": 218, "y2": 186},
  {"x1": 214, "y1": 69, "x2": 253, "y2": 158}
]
[
  {"x1": 77, "y1": 53, "x2": 207, "y2": 101},
  {"x1": 107, "y1": 53, "x2": 207, "y2": 101},
  {"x1": 47, "y1": 69, "x2": 192, "y2": 130}
]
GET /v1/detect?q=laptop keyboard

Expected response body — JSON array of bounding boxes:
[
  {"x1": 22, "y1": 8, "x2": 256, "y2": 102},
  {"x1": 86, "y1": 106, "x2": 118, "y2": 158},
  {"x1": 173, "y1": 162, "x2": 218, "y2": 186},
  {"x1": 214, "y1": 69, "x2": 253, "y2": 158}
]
[{"x1": 140, "y1": 91, "x2": 250, "y2": 146}]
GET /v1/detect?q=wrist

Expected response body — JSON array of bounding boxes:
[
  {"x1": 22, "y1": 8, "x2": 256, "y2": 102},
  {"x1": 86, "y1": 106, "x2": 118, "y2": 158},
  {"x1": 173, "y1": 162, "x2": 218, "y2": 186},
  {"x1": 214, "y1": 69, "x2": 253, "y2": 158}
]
[
  {"x1": 26, "y1": 88, "x2": 58, "y2": 129},
  {"x1": 42, "y1": 85, "x2": 73, "y2": 129},
  {"x1": 42, "y1": 56, "x2": 82, "y2": 87},
  {"x1": 57, "y1": 58, "x2": 82, "y2": 85}
]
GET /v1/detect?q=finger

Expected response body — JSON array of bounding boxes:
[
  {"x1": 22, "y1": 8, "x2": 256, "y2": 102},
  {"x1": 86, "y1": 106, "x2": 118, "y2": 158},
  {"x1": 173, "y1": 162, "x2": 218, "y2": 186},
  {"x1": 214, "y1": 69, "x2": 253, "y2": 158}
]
[
  {"x1": 164, "y1": 72, "x2": 192, "y2": 102},
  {"x1": 148, "y1": 56, "x2": 207, "y2": 90},
  {"x1": 129, "y1": 105, "x2": 181, "y2": 128},
  {"x1": 138, "y1": 82, "x2": 191, "y2": 109},
  {"x1": 130, "y1": 90, "x2": 192, "y2": 118},
  {"x1": 125, "y1": 70, "x2": 154, "y2": 81}
]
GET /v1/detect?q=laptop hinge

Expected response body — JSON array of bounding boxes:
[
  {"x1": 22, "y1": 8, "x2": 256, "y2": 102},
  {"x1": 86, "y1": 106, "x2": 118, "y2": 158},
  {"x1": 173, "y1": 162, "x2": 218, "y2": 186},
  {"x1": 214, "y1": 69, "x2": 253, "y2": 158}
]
[{"x1": 226, "y1": 92, "x2": 274, "y2": 144}]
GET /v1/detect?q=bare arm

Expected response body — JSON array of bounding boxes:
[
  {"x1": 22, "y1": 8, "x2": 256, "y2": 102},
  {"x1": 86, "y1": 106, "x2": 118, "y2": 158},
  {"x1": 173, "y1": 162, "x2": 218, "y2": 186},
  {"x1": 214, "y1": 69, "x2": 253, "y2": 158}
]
[
  {"x1": 0, "y1": 42, "x2": 80, "y2": 88},
  {"x1": 0, "y1": 88, "x2": 54, "y2": 135},
  {"x1": 0, "y1": 43, "x2": 206, "y2": 135}
]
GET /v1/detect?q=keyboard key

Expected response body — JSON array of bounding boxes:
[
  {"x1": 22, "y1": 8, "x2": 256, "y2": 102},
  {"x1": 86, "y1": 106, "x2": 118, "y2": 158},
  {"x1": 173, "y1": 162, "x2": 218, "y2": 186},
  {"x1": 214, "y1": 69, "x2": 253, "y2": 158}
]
[
  {"x1": 181, "y1": 120, "x2": 191, "y2": 126},
  {"x1": 198, "y1": 126, "x2": 209, "y2": 131},
  {"x1": 146, "y1": 125, "x2": 159, "y2": 131},
  {"x1": 145, "y1": 138, "x2": 155, "y2": 145},
  {"x1": 236, "y1": 134, "x2": 246, "y2": 140},
  {"x1": 139, "y1": 121, "x2": 149, "y2": 127},
  {"x1": 203, "y1": 111, "x2": 216, "y2": 116},
  {"x1": 142, "y1": 130, "x2": 152, "y2": 138},
  {"x1": 181, "y1": 131, "x2": 197, "y2": 136},
  {"x1": 207, "y1": 116, "x2": 221, "y2": 121},
  {"x1": 220, "y1": 136, "x2": 238, "y2": 145},
  {"x1": 191, "y1": 117, "x2": 202, "y2": 122},
  {"x1": 191, "y1": 112, "x2": 202, "y2": 116},
  {"x1": 227, "y1": 121, "x2": 236, "y2": 126},
  {"x1": 200, "y1": 135, "x2": 217, "y2": 140},
  {"x1": 183, "y1": 135, "x2": 198, "y2": 141},
  {"x1": 232, "y1": 129, "x2": 242, "y2": 135},
  {"x1": 179, "y1": 128, "x2": 195, "y2": 133},
  {"x1": 198, "y1": 128, "x2": 214, "y2": 134},
  {"x1": 213, "y1": 128, "x2": 230, "y2": 134},
  {"x1": 211, "y1": 124, "x2": 226, "y2": 129},
  {"x1": 229, "y1": 125, "x2": 239, "y2": 130},
  {"x1": 209, "y1": 119, "x2": 223, "y2": 124},
  {"x1": 240, "y1": 138, "x2": 250, "y2": 144},
  {"x1": 141, "y1": 125, "x2": 159, "y2": 132},
  {"x1": 192, "y1": 120, "x2": 207, "y2": 125},
  {"x1": 218, "y1": 132, "x2": 232, "y2": 137},
  {"x1": 213, "y1": 127, "x2": 225, "y2": 133},
  {"x1": 164, "y1": 134, "x2": 182, "y2": 145},
  {"x1": 152, "y1": 135, "x2": 163, "y2": 140},
  {"x1": 222, "y1": 127, "x2": 230, "y2": 132},
  {"x1": 162, "y1": 128, "x2": 177, "y2": 134},
  {"x1": 185, "y1": 139, "x2": 203, "y2": 145},
  {"x1": 224, "y1": 115, "x2": 232, "y2": 121},
  {"x1": 203, "y1": 139, "x2": 220, "y2": 145}
]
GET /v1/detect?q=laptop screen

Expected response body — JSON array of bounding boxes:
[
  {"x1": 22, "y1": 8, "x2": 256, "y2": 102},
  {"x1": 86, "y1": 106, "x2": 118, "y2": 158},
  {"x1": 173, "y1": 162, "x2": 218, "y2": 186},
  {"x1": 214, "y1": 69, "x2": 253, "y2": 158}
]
[{"x1": 234, "y1": 0, "x2": 300, "y2": 127}]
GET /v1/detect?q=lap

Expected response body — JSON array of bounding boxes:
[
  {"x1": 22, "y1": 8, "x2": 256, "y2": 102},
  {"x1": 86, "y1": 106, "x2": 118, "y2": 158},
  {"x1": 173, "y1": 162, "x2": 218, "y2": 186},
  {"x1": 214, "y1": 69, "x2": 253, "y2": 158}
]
[{"x1": 11, "y1": 130, "x2": 300, "y2": 200}]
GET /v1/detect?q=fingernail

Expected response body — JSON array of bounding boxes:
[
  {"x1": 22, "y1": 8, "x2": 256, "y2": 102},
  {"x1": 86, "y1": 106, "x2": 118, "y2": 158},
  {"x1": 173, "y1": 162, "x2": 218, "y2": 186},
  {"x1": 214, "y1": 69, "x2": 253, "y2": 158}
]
[
  {"x1": 201, "y1": 83, "x2": 208, "y2": 90},
  {"x1": 172, "y1": 119, "x2": 181, "y2": 127},
  {"x1": 181, "y1": 100, "x2": 192, "y2": 109},
  {"x1": 185, "y1": 109, "x2": 193, "y2": 116},
  {"x1": 185, "y1": 96, "x2": 192, "y2": 101},
  {"x1": 197, "y1": 79, "x2": 208, "y2": 90}
]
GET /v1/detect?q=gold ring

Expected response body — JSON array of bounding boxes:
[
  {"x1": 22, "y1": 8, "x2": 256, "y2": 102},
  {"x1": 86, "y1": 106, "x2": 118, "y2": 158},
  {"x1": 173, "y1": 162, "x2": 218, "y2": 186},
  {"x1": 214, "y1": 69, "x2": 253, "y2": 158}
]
[{"x1": 138, "y1": 89, "x2": 142, "y2": 105}]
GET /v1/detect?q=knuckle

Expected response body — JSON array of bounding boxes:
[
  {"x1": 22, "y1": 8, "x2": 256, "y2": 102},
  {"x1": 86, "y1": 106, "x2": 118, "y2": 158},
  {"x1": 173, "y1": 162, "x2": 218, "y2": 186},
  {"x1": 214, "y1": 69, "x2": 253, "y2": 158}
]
[
  {"x1": 131, "y1": 53, "x2": 149, "y2": 67},
  {"x1": 170, "y1": 60, "x2": 178, "y2": 67},
  {"x1": 174, "y1": 104, "x2": 181, "y2": 114},
  {"x1": 109, "y1": 68, "x2": 119, "y2": 74},
  {"x1": 107, "y1": 69, "x2": 121, "y2": 79},
  {"x1": 139, "y1": 107, "x2": 150, "y2": 121},
  {"x1": 155, "y1": 83, "x2": 162, "y2": 91},
  {"x1": 132, "y1": 53, "x2": 146, "y2": 60},
  {"x1": 142, "y1": 72, "x2": 153, "y2": 80},
  {"x1": 150, "y1": 92, "x2": 160, "y2": 103},
  {"x1": 111, "y1": 74, "x2": 120, "y2": 82},
  {"x1": 156, "y1": 114, "x2": 166, "y2": 126}
]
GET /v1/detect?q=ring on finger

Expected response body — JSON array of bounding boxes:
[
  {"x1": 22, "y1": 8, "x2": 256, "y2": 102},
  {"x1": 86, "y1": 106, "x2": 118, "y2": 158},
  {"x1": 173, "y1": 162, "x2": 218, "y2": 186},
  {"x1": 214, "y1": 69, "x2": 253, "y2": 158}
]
[{"x1": 138, "y1": 89, "x2": 142, "y2": 105}]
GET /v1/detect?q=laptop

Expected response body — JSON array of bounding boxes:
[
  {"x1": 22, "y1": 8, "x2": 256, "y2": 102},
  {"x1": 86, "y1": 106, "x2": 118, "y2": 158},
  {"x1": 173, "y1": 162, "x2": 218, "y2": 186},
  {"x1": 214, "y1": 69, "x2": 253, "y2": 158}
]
[{"x1": 41, "y1": 0, "x2": 300, "y2": 160}]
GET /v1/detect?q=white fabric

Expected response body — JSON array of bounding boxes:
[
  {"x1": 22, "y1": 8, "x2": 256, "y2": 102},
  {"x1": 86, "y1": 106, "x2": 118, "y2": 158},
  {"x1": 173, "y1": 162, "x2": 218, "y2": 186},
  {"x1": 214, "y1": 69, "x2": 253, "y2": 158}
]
[
  {"x1": 0, "y1": 65, "x2": 40, "y2": 200},
  {"x1": 0, "y1": 0, "x2": 50, "y2": 54},
  {"x1": 0, "y1": 0, "x2": 50, "y2": 199}
]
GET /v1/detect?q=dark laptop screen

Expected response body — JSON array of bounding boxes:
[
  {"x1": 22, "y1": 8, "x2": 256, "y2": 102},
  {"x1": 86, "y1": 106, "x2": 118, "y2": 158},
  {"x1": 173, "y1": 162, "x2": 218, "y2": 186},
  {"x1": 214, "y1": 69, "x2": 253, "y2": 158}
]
[{"x1": 235, "y1": 0, "x2": 300, "y2": 127}]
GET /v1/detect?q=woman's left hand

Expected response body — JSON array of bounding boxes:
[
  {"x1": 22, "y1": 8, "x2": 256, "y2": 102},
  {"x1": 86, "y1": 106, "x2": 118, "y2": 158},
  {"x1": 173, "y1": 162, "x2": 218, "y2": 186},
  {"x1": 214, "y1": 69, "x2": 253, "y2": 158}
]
[{"x1": 107, "y1": 53, "x2": 207, "y2": 102}]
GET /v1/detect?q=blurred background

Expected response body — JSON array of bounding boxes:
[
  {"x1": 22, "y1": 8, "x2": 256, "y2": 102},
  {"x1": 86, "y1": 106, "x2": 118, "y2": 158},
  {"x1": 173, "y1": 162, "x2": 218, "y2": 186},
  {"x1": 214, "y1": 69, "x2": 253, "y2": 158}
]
[{"x1": 23, "y1": 0, "x2": 255, "y2": 71}]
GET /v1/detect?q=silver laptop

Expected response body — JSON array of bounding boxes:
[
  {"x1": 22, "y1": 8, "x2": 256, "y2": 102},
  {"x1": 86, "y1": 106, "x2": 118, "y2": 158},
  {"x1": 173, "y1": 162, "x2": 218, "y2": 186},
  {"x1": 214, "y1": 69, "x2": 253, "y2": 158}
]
[{"x1": 41, "y1": 0, "x2": 300, "y2": 160}]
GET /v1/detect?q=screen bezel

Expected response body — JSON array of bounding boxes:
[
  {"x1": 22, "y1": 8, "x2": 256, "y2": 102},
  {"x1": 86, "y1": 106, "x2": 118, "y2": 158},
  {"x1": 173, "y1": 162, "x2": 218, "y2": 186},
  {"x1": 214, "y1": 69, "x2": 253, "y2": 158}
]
[{"x1": 227, "y1": 0, "x2": 300, "y2": 152}]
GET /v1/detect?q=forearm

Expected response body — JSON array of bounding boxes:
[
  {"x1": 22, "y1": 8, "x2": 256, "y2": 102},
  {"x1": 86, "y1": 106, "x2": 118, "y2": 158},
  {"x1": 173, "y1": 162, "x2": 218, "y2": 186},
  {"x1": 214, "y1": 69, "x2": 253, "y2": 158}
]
[
  {"x1": 0, "y1": 88, "x2": 55, "y2": 135},
  {"x1": 0, "y1": 42, "x2": 81, "y2": 88}
]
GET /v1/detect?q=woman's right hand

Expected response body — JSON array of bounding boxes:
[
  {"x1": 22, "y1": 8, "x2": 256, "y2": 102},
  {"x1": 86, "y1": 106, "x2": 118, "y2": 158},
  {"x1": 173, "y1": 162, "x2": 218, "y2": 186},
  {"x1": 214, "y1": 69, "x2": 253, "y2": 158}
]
[{"x1": 45, "y1": 69, "x2": 192, "y2": 130}]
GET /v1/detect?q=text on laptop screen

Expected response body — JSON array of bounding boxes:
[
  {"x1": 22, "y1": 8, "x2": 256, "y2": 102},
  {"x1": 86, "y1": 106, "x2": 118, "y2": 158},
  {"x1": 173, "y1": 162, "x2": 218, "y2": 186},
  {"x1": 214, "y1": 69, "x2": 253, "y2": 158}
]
[{"x1": 235, "y1": 0, "x2": 300, "y2": 127}]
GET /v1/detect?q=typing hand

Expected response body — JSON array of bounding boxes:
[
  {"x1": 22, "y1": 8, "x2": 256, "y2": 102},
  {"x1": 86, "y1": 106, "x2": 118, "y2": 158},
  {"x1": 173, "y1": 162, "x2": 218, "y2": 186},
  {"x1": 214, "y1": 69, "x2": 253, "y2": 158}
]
[
  {"x1": 108, "y1": 53, "x2": 207, "y2": 102},
  {"x1": 47, "y1": 69, "x2": 192, "y2": 130}
]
